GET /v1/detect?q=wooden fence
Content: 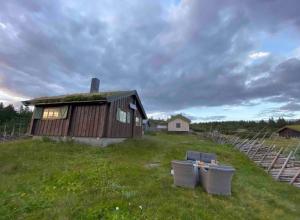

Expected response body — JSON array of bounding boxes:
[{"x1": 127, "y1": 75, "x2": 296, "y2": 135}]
[
  {"x1": 0, "y1": 121, "x2": 29, "y2": 143},
  {"x1": 204, "y1": 131, "x2": 300, "y2": 188}
]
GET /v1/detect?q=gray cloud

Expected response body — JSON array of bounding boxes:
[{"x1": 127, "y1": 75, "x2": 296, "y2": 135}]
[
  {"x1": 195, "y1": 115, "x2": 227, "y2": 121},
  {"x1": 279, "y1": 102, "x2": 300, "y2": 111},
  {"x1": 258, "y1": 108, "x2": 297, "y2": 119},
  {"x1": 0, "y1": 0, "x2": 300, "y2": 117}
]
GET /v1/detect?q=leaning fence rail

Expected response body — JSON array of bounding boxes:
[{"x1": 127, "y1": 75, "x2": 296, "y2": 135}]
[{"x1": 204, "y1": 131, "x2": 300, "y2": 188}]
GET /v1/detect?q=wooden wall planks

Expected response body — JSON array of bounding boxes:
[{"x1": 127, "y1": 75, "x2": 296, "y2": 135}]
[
  {"x1": 106, "y1": 96, "x2": 143, "y2": 138},
  {"x1": 69, "y1": 104, "x2": 107, "y2": 137},
  {"x1": 31, "y1": 96, "x2": 144, "y2": 138}
]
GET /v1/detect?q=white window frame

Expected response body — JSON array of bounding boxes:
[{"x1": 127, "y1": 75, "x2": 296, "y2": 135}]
[
  {"x1": 135, "y1": 116, "x2": 141, "y2": 126},
  {"x1": 117, "y1": 108, "x2": 127, "y2": 123},
  {"x1": 126, "y1": 112, "x2": 131, "y2": 124}
]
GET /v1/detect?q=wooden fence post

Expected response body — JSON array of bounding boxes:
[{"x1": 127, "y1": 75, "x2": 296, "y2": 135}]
[
  {"x1": 267, "y1": 148, "x2": 283, "y2": 173},
  {"x1": 258, "y1": 145, "x2": 275, "y2": 164},
  {"x1": 11, "y1": 124, "x2": 15, "y2": 136},
  {"x1": 290, "y1": 169, "x2": 300, "y2": 185},
  {"x1": 3, "y1": 124, "x2": 7, "y2": 138},
  {"x1": 237, "y1": 139, "x2": 249, "y2": 150},
  {"x1": 276, "y1": 151, "x2": 293, "y2": 180},
  {"x1": 233, "y1": 137, "x2": 240, "y2": 145},
  {"x1": 250, "y1": 141, "x2": 265, "y2": 159},
  {"x1": 246, "y1": 139, "x2": 259, "y2": 155}
]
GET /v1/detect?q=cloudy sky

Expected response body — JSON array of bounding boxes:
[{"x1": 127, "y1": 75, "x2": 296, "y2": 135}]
[{"x1": 1, "y1": 0, "x2": 300, "y2": 121}]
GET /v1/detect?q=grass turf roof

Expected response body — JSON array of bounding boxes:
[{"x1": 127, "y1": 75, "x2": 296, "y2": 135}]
[
  {"x1": 23, "y1": 91, "x2": 135, "y2": 105},
  {"x1": 285, "y1": 125, "x2": 300, "y2": 132},
  {"x1": 167, "y1": 114, "x2": 191, "y2": 123}
]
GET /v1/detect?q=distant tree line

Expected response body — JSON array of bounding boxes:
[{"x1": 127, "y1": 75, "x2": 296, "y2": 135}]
[
  {"x1": 0, "y1": 103, "x2": 32, "y2": 135},
  {"x1": 191, "y1": 118, "x2": 299, "y2": 138}
]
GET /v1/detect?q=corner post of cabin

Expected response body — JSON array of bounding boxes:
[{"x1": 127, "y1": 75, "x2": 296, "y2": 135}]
[
  {"x1": 27, "y1": 107, "x2": 35, "y2": 135},
  {"x1": 103, "y1": 103, "x2": 111, "y2": 138}
]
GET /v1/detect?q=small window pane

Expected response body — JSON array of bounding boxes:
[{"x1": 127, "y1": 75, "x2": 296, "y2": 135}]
[
  {"x1": 126, "y1": 112, "x2": 131, "y2": 123},
  {"x1": 48, "y1": 111, "x2": 54, "y2": 117},
  {"x1": 42, "y1": 106, "x2": 68, "y2": 119},
  {"x1": 135, "y1": 117, "x2": 141, "y2": 126},
  {"x1": 176, "y1": 123, "x2": 181, "y2": 128},
  {"x1": 117, "y1": 108, "x2": 127, "y2": 123},
  {"x1": 43, "y1": 110, "x2": 48, "y2": 118},
  {"x1": 121, "y1": 111, "x2": 126, "y2": 123},
  {"x1": 117, "y1": 108, "x2": 121, "y2": 121}
]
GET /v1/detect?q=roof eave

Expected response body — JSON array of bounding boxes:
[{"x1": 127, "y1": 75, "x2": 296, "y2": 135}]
[
  {"x1": 133, "y1": 91, "x2": 147, "y2": 119},
  {"x1": 106, "y1": 90, "x2": 147, "y2": 119},
  {"x1": 22, "y1": 99, "x2": 107, "y2": 106}
]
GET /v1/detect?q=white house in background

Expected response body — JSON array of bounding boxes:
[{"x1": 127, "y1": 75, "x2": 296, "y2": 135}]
[{"x1": 167, "y1": 114, "x2": 191, "y2": 132}]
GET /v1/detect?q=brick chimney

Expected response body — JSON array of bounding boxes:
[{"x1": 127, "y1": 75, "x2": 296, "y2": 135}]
[{"x1": 90, "y1": 78, "x2": 100, "y2": 93}]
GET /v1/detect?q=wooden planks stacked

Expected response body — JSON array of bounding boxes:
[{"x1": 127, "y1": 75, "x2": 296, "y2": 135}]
[{"x1": 205, "y1": 132, "x2": 300, "y2": 188}]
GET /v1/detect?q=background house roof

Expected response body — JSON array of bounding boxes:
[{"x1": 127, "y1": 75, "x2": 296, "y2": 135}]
[
  {"x1": 278, "y1": 125, "x2": 300, "y2": 133},
  {"x1": 167, "y1": 114, "x2": 191, "y2": 123},
  {"x1": 22, "y1": 90, "x2": 147, "y2": 119}
]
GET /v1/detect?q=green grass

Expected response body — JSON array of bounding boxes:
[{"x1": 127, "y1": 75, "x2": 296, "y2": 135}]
[{"x1": 0, "y1": 133, "x2": 299, "y2": 220}]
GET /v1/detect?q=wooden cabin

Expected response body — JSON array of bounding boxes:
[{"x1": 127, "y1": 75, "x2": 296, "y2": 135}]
[
  {"x1": 278, "y1": 125, "x2": 300, "y2": 138},
  {"x1": 167, "y1": 114, "x2": 190, "y2": 132},
  {"x1": 23, "y1": 78, "x2": 147, "y2": 145}
]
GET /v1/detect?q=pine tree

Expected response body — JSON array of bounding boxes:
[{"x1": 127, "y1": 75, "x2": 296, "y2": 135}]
[
  {"x1": 277, "y1": 117, "x2": 286, "y2": 128},
  {"x1": 19, "y1": 105, "x2": 24, "y2": 114}
]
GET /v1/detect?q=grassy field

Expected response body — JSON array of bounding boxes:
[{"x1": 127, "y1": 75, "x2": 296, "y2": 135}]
[{"x1": 0, "y1": 133, "x2": 299, "y2": 220}]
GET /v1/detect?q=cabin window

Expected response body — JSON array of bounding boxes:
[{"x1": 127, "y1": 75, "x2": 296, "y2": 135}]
[
  {"x1": 117, "y1": 108, "x2": 127, "y2": 123},
  {"x1": 135, "y1": 117, "x2": 141, "y2": 126},
  {"x1": 126, "y1": 112, "x2": 131, "y2": 124},
  {"x1": 42, "y1": 106, "x2": 68, "y2": 119},
  {"x1": 33, "y1": 107, "x2": 43, "y2": 119},
  {"x1": 176, "y1": 123, "x2": 181, "y2": 128}
]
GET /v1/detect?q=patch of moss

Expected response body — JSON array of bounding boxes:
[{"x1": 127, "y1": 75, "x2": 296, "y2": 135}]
[
  {"x1": 286, "y1": 125, "x2": 300, "y2": 132},
  {"x1": 25, "y1": 91, "x2": 129, "y2": 105},
  {"x1": 167, "y1": 114, "x2": 191, "y2": 123}
]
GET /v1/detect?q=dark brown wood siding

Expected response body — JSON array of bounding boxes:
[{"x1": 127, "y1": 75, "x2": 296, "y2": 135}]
[
  {"x1": 69, "y1": 104, "x2": 107, "y2": 137},
  {"x1": 30, "y1": 96, "x2": 145, "y2": 138},
  {"x1": 31, "y1": 103, "x2": 107, "y2": 137},
  {"x1": 31, "y1": 107, "x2": 71, "y2": 136},
  {"x1": 106, "y1": 96, "x2": 144, "y2": 138},
  {"x1": 279, "y1": 128, "x2": 300, "y2": 138},
  {"x1": 106, "y1": 96, "x2": 133, "y2": 138}
]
